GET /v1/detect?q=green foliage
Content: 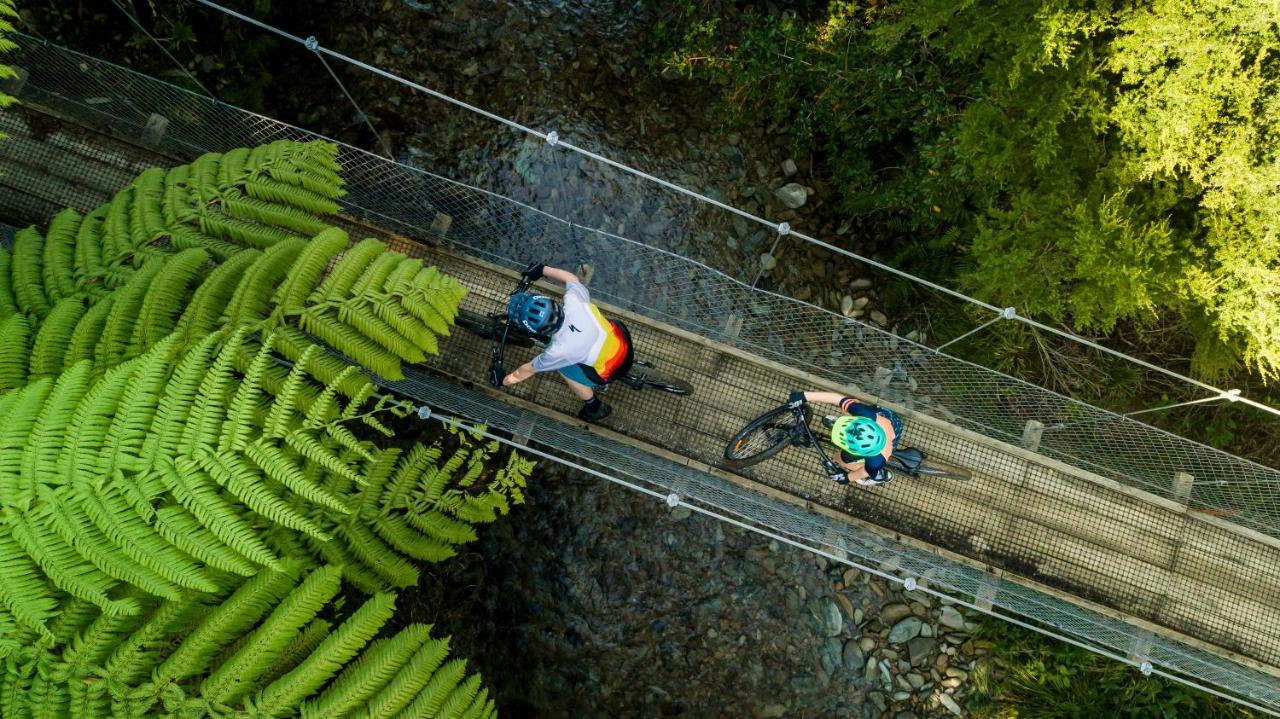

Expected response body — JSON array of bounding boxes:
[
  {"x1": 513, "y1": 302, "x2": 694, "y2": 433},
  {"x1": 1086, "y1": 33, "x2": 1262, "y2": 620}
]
[
  {"x1": 0, "y1": 564, "x2": 495, "y2": 719},
  {"x1": 0, "y1": 0, "x2": 19, "y2": 138},
  {"x1": 661, "y1": 0, "x2": 1280, "y2": 383},
  {"x1": 969, "y1": 618, "x2": 1258, "y2": 718}
]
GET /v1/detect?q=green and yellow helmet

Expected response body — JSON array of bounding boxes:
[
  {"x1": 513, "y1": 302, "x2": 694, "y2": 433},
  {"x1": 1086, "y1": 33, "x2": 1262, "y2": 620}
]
[{"x1": 830, "y1": 416, "x2": 886, "y2": 457}]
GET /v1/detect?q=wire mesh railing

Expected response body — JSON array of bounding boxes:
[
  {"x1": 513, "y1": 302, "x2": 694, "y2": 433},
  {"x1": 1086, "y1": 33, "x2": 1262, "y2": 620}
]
[
  {"x1": 4, "y1": 34, "x2": 1280, "y2": 714},
  {"x1": 7, "y1": 33, "x2": 1277, "y2": 537}
]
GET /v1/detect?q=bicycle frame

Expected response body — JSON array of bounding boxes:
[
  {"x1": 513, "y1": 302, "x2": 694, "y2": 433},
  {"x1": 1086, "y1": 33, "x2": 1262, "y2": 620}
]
[{"x1": 788, "y1": 402, "x2": 850, "y2": 484}]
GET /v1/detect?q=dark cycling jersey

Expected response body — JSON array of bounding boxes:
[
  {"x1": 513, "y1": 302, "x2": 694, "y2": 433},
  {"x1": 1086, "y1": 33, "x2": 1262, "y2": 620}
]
[{"x1": 837, "y1": 397, "x2": 902, "y2": 478}]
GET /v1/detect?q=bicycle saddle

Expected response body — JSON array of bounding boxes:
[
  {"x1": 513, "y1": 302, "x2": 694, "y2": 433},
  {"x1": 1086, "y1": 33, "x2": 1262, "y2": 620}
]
[{"x1": 893, "y1": 447, "x2": 924, "y2": 470}]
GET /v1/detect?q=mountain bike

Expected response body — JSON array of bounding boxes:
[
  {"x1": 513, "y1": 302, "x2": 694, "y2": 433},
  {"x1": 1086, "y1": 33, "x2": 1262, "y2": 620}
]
[
  {"x1": 723, "y1": 398, "x2": 971, "y2": 483},
  {"x1": 453, "y1": 275, "x2": 693, "y2": 396}
]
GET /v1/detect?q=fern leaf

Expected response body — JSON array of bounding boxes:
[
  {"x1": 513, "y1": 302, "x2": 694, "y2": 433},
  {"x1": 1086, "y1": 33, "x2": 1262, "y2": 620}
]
[
  {"x1": 95, "y1": 261, "x2": 162, "y2": 370},
  {"x1": 298, "y1": 307, "x2": 403, "y2": 379},
  {"x1": 20, "y1": 361, "x2": 92, "y2": 500},
  {"x1": 0, "y1": 516, "x2": 57, "y2": 638},
  {"x1": 254, "y1": 592, "x2": 397, "y2": 717},
  {"x1": 7, "y1": 506, "x2": 138, "y2": 616},
  {"x1": 175, "y1": 248, "x2": 260, "y2": 341},
  {"x1": 169, "y1": 224, "x2": 245, "y2": 261},
  {"x1": 153, "y1": 560, "x2": 305, "y2": 685},
  {"x1": 0, "y1": 313, "x2": 30, "y2": 390},
  {"x1": 37, "y1": 484, "x2": 181, "y2": 601},
  {"x1": 334, "y1": 521, "x2": 419, "y2": 588},
  {"x1": 278, "y1": 227, "x2": 348, "y2": 314},
  {"x1": 194, "y1": 448, "x2": 331, "y2": 540},
  {"x1": 28, "y1": 297, "x2": 86, "y2": 380},
  {"x1": 300, "y1": 625, "x2": 432, "y2": 719},
  {"x1": 198, "y1": 212, "x2": 297, "y2": 250},
  {"x1": 12, "y1": 226, "x2": 50, "y2": 318},
  {"x1": 160, "y1": 457, "x2": 282, "y2": 569},
  {"x1": 201, "y1": 564, "x2": 344, "y2": 706},
  {"x1": 42, "y1": 208, "x2": 81, "y2": 302},
  {"x1": 314, "y1": 238, "x2": 384, "y2": 303},
  {"x1": 244, "y1": 176, "x2": 342, "y2": 215},
  {"x1": 102, "y1": 596, "x2": 213, "y2": 686},
  {"x1": 0, "y1": 248, "x2": 17, "y2": 319},
  {"x1": 375, "y1": 514, "x2": 458, "y2": 562},
  {"x1": 226, "y1": 238, "x2": 305, "y2": 326},
  {"x1": 73, "y1": 206, "x2": 107, "y2": 281},
  {"x1": 244, "y1": 440, "x2": 352, "y2": 514},
  {"x1": 221, "y1": 195, "x2": 332, "y2": 237},
  {"x1": 65, "y1": 295, "x2": 113, "y2": 367},
  {"x1": 134, "y1": 247, "x2": 211, "y2": 350},
  {"x1": 150, "y1": 332, "x2": 222, "y2": 462},
  {"x1": 360, "y1": 635, "x2": 453, "y2": 718},
  {"x1": 149, "y1": 504, "x2": 257, "y2": 577}
]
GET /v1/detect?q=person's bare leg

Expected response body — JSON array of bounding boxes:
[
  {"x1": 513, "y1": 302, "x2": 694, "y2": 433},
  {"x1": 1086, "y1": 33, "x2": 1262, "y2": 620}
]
[{"x1": 562, "y1": 376, "x2": 595, "y2": 401}]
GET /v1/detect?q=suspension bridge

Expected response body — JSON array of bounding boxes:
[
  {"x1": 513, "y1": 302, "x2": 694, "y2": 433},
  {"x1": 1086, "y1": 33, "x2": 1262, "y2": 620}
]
[{"x1": 2, "y1": 28, "x2": 1280, "y2": 716}]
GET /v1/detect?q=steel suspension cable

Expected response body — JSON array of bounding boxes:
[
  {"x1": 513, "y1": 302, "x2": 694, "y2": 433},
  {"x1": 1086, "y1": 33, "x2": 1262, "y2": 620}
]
[{"x1": 191, "y1": 0, "x2": 1280, "y2": 421}]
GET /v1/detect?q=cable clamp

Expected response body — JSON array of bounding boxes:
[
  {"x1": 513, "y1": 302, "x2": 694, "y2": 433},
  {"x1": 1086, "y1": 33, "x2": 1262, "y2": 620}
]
[
  {"x1": 1139, "y1": 661, "x2": 1153, "y2": 676},
  {"x1": 777, "y1": 222, "x2": 791, "y2": 237},
  {"x1": 903, "y1": 577, "x2": 918, "y2": 591},
  {"x1": 665, "y1": 493, "x2": 680, "y2": 508},
  {"x1": 416, "y1": 405, "x2": 432, "y2": 420},
  {"x1": 304, "y1": 35, "x2": 320, "y2": 52},
  {"x1": 1221, "y1": 389, "x2": 1241, "y2": 402},
  {"x1": 1000, "y1": 307, "x2": 1017, "y2": 320},
  {"x1": 546, "y1": 130, "x2": 560, "y2": 147}
]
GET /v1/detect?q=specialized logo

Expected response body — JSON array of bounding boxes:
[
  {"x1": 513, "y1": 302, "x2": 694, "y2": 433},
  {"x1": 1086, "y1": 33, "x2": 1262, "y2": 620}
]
[{"x1": 569, "y1": 324, "x2": 581, "y2": 333}]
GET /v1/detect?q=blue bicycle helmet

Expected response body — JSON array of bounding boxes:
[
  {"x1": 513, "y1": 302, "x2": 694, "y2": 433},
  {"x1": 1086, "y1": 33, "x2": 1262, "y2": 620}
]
[
  {"x1": 508, "y1": 292, "x2": 564, "y2": 334},
  {"x1": 831, "y1": 416, "x2": 887, "y2": 457}
]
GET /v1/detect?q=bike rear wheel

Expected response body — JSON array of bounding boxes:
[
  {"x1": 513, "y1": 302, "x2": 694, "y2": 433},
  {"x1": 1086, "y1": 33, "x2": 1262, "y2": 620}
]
[
  {"x1": 624, "y1": 363, "x2": 693, "y2": 395},
  {"x1": 911, "y1": 459, "x2": 972, "y2": 481},
  {"x1": 724, "y1": 404, "x2": 808, "y2": 469}
]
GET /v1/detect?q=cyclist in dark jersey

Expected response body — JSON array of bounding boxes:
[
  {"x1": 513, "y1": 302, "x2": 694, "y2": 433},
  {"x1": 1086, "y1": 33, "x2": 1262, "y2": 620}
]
[{"x1": 790, "y1": 390, "x2": 902, "y2": 486}]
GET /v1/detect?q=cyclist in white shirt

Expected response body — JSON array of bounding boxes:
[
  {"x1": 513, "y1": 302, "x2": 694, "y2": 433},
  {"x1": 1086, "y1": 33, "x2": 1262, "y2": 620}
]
[{"x1": 500, "y1": 263, "x2": 634, "y2": 422}]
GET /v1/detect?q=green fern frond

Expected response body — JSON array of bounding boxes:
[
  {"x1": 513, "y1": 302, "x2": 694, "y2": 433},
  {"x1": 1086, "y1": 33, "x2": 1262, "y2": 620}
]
[
  {"x1": 0, "y1": 516, "x2": 57, "y2": 638},
  {"x1": 426, "y1": 671, "x2": 483, "y2": 719},
  {"x1": 337, "y1": 303, "x2": 426, "y2": 363},
  {"x1": 95, "y1": 261, "x2": 162, "y2": 371},
  {"x1": 12, "y1": 226, "x2": 50, "y2": 319},
  {"x1": 244, "y1": 440, "x2": 352, "y2": 514},
  {"x1": 174, "y1": 248, "x2": 260, "y2": 341},
  {"x1": 244, "y1": 176, "x2": 342, "y2": 216},
  {"x1": 42, "y1": 208, "x2": 82, "y2": 302},
  {"x1": 169, "y1": 224, "x2": 245, "y2": 261},
  {"x1": 28, "y1": 297, "x2": 86, "y2": 380},
  {"x1": 201, "y1": 564, "x2": 344, "y2": 706},
  {"x1": 0, "y1": 248, "x2": 17, "y2": 319},
  {"x1": 221, "y1": 195, "x2": 331, "y2": 237},
  {"x1": 65, "y1": 295, "x2": 113, "y2": 367},
  {"x1": 220, "y1": 334, "x2": 276, "y2": 454},
  {"x1": 148, "y1": 332, "x2": 222, "y2": 462},
  {"x1": 315, "y1": 238, "x2": 384, "y2": 303},
  {"x1": 102, "y1": 188, "x2": 133, "y2": 263},
  {"x1": 149, "y1": 504, "x2": 257, "y2": 578},
  {"x1": 258, "y1": 617, "x2": 332, "y2": 689},
  {"x1": 7, "y1": 505, "x2": 138, "y2": 617},
  {"x1": 300, "y1": 625, "x2": 431, "y2": 719},
  {"x1": 21, "y1": 361, "x2": 92, "y2": 500},
  {"x1": 298, "y1": 308, "x2": 403, "y2": 379},
  {"x1": 153, "y1": 559, "x2": 305, "y2": 685},
  {"x1": 360, "y1": 634, "x2": 453, "y2": 719},
  {"x1": 102, "y1": 596, "x2": 211, "y2": 686},
  {"x1": 135, "y1": 248, "x2": 211, "y2": 350},
  {"x1": 254, "y1": 592, "x2": 397, "y2": 717},
  {"x1": 374, "y1": 514, "x2": 458, "y2": 562},
  {"x1": 217, "y1": 147, "x2": 252, "y2": 189},
  {"x1": 73, "y1": 206, "x2": 107, "y2": 281},
  {"x1": 0, "y1": 313, "x2": 30, "y2": 390},
  {"x1": 160, "y1": 456, "x2": 282, "y2": 570},
  {"x1": 226, "y1": 238, "x2": 306, "y2": 327},
  {"x1": 278, "y1": 227, "x2": 349, "y2": 315},
  {"x1": 333, "y1": 521, "x2": 419, "y2": 588},
  {"x1": 194, "y1": 448, "x2": 331, "y2": 540},
  {"x1": 198, "y1": 213, "x2": 296, "y2": 250}
]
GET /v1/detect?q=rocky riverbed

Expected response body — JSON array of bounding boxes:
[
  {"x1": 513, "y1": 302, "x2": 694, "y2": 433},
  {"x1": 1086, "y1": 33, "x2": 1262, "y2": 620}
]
[{"x1": 405, "y1": 462, "x2": 993, "y2": 718}]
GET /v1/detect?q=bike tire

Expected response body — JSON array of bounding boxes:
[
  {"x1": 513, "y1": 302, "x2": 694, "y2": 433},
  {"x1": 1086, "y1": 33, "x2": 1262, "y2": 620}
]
[
  {"x1": 912, "y1": 459, "x2": 972, "y2": 481},
  {"x1": 626, "y1": 364, "x2": 693, "y2": 396},
  {"x1": 723, "y1": 404, "x2": 808, "y2": 469}
]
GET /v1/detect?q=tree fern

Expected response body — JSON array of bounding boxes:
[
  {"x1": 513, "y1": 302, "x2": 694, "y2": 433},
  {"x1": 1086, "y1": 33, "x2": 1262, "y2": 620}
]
[
  {"x1": 300, "y1": 625, "x2": 432, "y2": 719},
  {"x1": 0, "y1": 313, "x2": 30, "y2": 390}
]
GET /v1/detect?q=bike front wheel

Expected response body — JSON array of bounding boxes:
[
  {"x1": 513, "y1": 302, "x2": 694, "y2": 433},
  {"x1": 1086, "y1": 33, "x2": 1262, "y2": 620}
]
[
  {"x1": 724, "y1": 404, "x2": 808, "y2": 470},
  {"x1": 454, "y1": 310, "x2": 535, "y2": 348}
]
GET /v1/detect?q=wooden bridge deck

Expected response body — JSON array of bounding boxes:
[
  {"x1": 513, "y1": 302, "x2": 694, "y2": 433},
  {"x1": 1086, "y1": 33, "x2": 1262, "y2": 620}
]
[{"x1": 3, "y1": 104, "x2": 1279, "y2": 683}]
